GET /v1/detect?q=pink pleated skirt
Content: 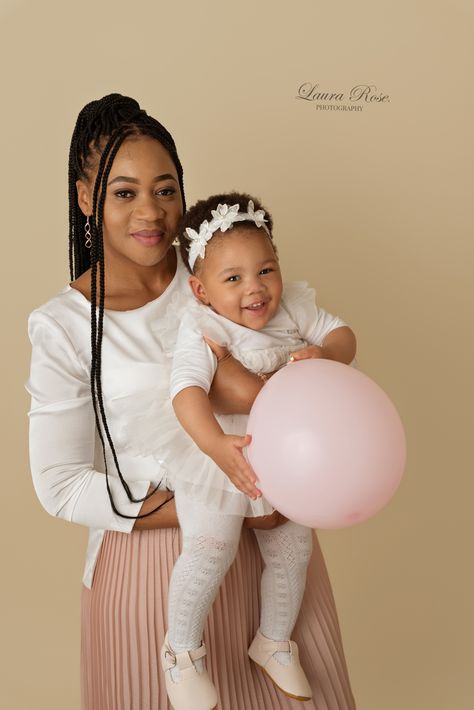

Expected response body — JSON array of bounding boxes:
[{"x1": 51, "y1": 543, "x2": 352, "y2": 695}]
[{"x1": 81, "y1": 526, "x2": 356, "y2": 709}]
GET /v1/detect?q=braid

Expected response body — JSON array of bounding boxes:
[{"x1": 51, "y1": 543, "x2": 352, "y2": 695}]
[
  {"x1": 68, "y1": 93, "x2": 185, "y2": 280},
  {"x1": 68, "y1": 94, "x2": 186, "y2": 519}
]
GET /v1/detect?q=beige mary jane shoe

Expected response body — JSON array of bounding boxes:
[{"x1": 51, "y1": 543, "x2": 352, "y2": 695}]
[
  {"x1": 160, "y1": 633, "x2": 217, "y2": 710},
  {"x1": 248, "y1": 629, "x2": 312, "y2": 701}
]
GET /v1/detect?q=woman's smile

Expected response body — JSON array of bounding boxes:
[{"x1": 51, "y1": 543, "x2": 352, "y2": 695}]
[{"x1": 131, "y1": 229, "x2": 165, "y2": 246}]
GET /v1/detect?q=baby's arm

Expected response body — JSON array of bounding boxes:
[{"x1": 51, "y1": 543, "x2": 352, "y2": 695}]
[
  {"x1": 172, "y1": 387, "x2": 261, "y2": 499},
  {"x1": 290, "y1": 326, "x2": 356, "y2": 364},
  {"x1": 171, "y1": 315, "x2": 261, "y2": 499},
  {"x1": 282, "y1": 282, "x2": 356, "y2": 364}
]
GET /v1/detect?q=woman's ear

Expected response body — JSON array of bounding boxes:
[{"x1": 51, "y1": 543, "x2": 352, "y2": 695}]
[
  {"x1": 189, "y1": 275, "x2": 210, "y2": 305},
  {"x1": 76, "y1": 179, "x2": 93, "y2": 217}
]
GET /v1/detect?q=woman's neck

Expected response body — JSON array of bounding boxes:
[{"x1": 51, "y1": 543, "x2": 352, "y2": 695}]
[{"x1": 71, "y1": 247, "x2": 178, "y2": 311}]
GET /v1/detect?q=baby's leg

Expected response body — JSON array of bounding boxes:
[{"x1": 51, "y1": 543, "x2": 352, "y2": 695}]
[
  {"x1": 254, "y1": 520, "x2": 313, "y2": 646},
  {"x1": 168, "y1": 491, "x2": 244, "y2": 653},
  {"x1": 248, "y1": 522, "x2": 314, "y2": 699}
]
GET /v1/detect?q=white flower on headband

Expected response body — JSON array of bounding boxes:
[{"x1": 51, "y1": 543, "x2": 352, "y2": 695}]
[
  {"x1": 185, "y1": 200, "x2": 271, "y2": 270},
  {"x1": 210, "y1": 203, "x2": 241, "y2": 232},
  {"x1": 246, "y1": 200, "x2": 268, "y2": 228},
  {"x1": 186, "y1": 219, "x2": 214, "y2": 265}
]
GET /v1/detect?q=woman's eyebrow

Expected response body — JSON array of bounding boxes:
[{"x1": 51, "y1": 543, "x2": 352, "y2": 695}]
[{"x1": 107, "y1": 173, "x2": 177, "y2": 186}]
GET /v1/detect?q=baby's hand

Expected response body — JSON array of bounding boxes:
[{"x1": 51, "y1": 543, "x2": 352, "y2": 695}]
[
  {"x1": 207, "y1": 434, "x2": 262, "y2": 500},
  {"x1": 289, "y1": 345, "x2": 326, "y2": 361}
]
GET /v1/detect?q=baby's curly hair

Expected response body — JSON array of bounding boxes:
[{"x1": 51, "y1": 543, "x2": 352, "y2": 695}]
[{"x1": 178, "y1": 191, "x2": 275, "y2": 273}]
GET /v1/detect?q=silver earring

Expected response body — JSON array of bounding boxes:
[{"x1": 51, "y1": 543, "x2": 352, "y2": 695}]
[
  {"x1": 84, "y1": 217, "x2": 92, "y2": 249},
  {"x1": 172, "y1": 235, "x2": 180, "y2": 246}
]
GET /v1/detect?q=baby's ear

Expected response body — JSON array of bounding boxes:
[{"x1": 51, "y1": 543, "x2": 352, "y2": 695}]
[{"x1": 188, "y1": 275, "x2": 209, "y2": 305}]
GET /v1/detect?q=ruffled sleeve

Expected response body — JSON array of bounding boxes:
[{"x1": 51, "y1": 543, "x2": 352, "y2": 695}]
[
  {"x1": 281, "y1": 281, "x2": 347, "y2": 346},
  {"x1": 26, "y1": 309, "x2": 149, "y2": 530},
  {"x1": 169, "y1": 307, "x2": 219, "y2": 400}
]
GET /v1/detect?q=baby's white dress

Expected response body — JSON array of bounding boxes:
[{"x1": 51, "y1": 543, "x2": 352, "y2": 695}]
[{"x1": 149, "y1": 281, "x2": 347, "y2": 518}]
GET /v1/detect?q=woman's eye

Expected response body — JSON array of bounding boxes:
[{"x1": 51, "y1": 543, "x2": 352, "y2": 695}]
[
  {"x1": 114, "y1": 190, "x2": 134, "y2": 199},
  {"x1": 157, "y1": 187, "x2": 176, "y2": 197}
]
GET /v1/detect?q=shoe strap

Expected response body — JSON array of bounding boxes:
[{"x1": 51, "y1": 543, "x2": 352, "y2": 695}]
[
  {"x1": 188, "y1": 643, "x2": 207, "y2": 662},
  {"x1": 163, "y1": 642, "x2": 207, "y2": 671},
  {"x1": 261, "y1": 638, "x2": 293, "y2": 654}
]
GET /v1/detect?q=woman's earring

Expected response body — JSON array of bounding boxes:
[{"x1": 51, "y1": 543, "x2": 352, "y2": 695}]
[
  {"x1": 172, "y1": 235, "x2": 180, "y2": 246},
  {"x1": 84, "y1": 217, "x2": 92, "y2": 249}
]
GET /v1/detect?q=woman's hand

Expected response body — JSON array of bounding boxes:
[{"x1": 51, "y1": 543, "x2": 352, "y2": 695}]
[
  {"x1": 133, "y1": 487, "x2": 179, "y2": 530},
  {"x1": 244, "y1": 510, "x2": 288, "y2": 529}
]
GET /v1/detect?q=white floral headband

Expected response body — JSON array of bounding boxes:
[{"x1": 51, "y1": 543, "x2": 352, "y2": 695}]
[{"x1": 184, "y1": 200, "x2": 270, "y2": 270}]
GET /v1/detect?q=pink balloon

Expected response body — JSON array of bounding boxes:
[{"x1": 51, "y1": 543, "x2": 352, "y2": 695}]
[{"x1": 246, "y1": 360, "x2": 406, "y2": 529}]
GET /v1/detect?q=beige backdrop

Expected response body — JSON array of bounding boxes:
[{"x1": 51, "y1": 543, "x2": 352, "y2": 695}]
[{"x1": 2, "y1": 0, "x2": 473, "y2": 708}]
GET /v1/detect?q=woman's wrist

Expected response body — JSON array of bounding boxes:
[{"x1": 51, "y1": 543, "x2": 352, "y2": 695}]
[{"x1": 133, "y1": 488, "x2": 179, "y2": 530}]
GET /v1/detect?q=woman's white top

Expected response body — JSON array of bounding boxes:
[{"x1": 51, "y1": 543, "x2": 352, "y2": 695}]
[
  {"x1": 26, "y1": 257, "x2": 191, "y2": 588},
  {"x1": 26, "y1": 253, "x2": 346, "y2": 585},
  {"x1": 162, "y1": 281, "x2": 347, "y2": 517}
]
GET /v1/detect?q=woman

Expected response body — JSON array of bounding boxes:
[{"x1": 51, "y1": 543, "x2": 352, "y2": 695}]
[{"x1": 27, "y1": 94, "x2": 356, "y2": 709}]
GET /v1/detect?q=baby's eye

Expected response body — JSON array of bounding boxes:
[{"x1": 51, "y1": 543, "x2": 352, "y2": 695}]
[
  {"x1": 226, "y1": 275, "x2": 240, "y2": 282},
  {"x1": 259, "y1": 267, "x2": 273, "y2": 275}
]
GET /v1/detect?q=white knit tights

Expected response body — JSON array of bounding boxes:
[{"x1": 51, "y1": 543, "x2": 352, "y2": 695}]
[
  {"x1": 254, "y1": 520, "x2": 313, "y2": 643},
  {"x1": 167, "y1": 492, "x2": 313, "y2": 657},
  {"x1": 168, "y1": 494, "x2": 243, "y2": 653}
]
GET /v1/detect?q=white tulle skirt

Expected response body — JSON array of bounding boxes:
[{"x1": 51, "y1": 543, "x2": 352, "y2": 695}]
[{"x1": 157, "y1": 395, "x2": 275, "y2": 517}]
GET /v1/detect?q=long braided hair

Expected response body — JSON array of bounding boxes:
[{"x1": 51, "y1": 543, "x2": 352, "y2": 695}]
[{"x1": 68, "y1": 93, "x2": 186, "y2": 519}]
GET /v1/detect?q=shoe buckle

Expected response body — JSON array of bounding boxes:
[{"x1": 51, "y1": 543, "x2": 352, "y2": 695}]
[{"x1": 164, "y1": 649, "x2": 177, "y2": 668}]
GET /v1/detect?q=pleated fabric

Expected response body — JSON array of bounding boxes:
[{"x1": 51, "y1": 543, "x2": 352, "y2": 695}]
[{"x1": 81, "y1": 526, "x2": 356, "y2": 710}]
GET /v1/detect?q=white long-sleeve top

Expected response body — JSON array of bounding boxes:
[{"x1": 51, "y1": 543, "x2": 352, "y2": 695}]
[{"x1": 26, "y1": 257, "x2": 191, "y2": 587}]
